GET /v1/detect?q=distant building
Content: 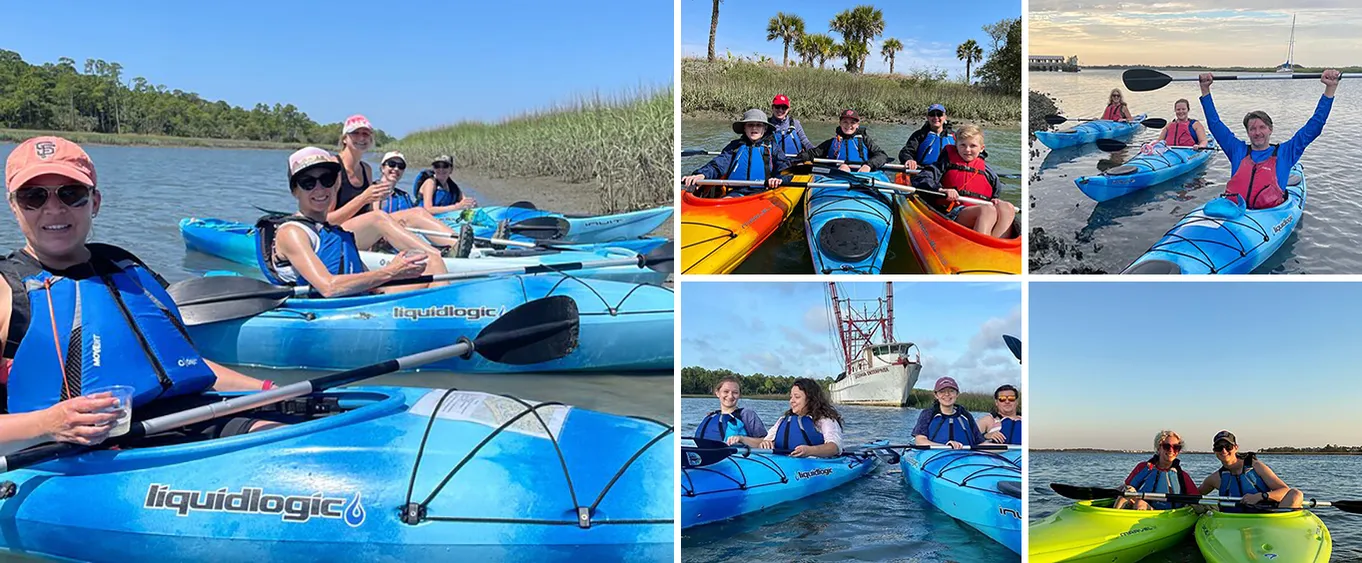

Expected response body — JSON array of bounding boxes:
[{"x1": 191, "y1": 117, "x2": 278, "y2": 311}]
[{"x1": 1030, "y1": 55, "x2": 1079, "y2": 72}]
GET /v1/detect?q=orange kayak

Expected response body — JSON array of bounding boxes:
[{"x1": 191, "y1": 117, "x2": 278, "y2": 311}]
[
  {"x1": 680, "y1": 178, "x2": 808, "y2": 274},
  {"x1": 896, "y1": 191, "x2": 1021, "y2": 275}
]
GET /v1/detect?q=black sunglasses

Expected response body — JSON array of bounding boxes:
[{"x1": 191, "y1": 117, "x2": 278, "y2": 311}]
[
  {"x1": 432, "y1": 162, "x2": 451, "y2": 169},
  {"x1": 12, "y1": 185, "x2": 92, "y2": 211},
  {"x1": 383, "y1": 160, "x2": 406, "y2": 170},
  {"x1": 294, "y1": 170, "x2": 339, "y2": 191},
  {"x1": 1159, "y1": 442, "x2": 1184, "y2": 453},
  {"x1": 928, "y1": 111, "x2": 945, "y2": 117}
]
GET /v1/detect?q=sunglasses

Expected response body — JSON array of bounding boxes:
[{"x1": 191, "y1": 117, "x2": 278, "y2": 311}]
[
  {"x1": 12, "y1": 185, "x2": 92, "y2": 211},
  {"x1": 1213, "y1": 443, "x2": 1235, "y2": 453},
  {"x1": 294, "y1": 171, "x2": 339, "y2": 191},
  {"x1": 1159, "y1": 442, "x2": 1184, "y2": 453},
  {"x1": 383, "y1": 160, "x2": 406, "y2": 170},
  {"x1": 927, "y1": 111, "x2": 945, "y2": 117},
  {"x1": 772, "y1": 105, "x2": 789, "y2": 110},
  {"x1": 432, "y1": 163, "x2": 451, "y2": 170},
  {"x1": 995, "y1": 396, "x2": 1017, "y2": 403}
]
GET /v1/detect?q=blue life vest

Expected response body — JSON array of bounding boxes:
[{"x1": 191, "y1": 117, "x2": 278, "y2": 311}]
[
  {"x1": 1218, "y1": 455, "x2": 1271, "y2": 512},
  {"x1": 1000, "y1": 417, "x2": 1022, "y2": 445},
  {"x1": 772, "y1": 414, "x2": 824, "y2": 450},
  {"x1": 412, "y1": 169, "x2": 464, "y2": 207},
  {"x1": 1, "y1": 245, "x2": 217, "y2": 414},
  {"x1": 725, "y1": 143, "x2": 774, "y2": 182},
  {"x1": 253, "y1": 215, "x2": 366, "y2": 286},
  {"x1": 771, "y1": 119, "x2": 803, "y2": 156},
  {"x1": 916, "y1": 131, "x2": 956, "y2": 166},
  {"x1": 694, "y1": 408, "x2": 749, "y2": 442},
  {"x1": 1128, "y1": 458, "x2": 1192, "y2": 509},
  {"x1": 828, "y1": 134, "x2": 869, "y2": 165},
  {"x1": 379, "y1": 189, "x2": 415, "y2": 213},
  {"x1": 924, "y1": 407, "x2": 978, "y2": 446}
]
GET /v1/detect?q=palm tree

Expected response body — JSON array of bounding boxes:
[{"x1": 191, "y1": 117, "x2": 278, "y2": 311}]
[
  {"x1": 708, "y1": 0, "x2": 722, "y2": 62},
  {"x1": 829, "y1": 5, "x2": 885, "y2": 73},
  {"x1": 766, "y1": 12, "x2": 805, "y2": 67},
  {"x1": 881, "y1": 38, "x2": 903, "y2": 74},
  {"x1": 810, "y1": 34, "x2": 837, "y2": 69},
  {"x1": 794, "y1": 35, "x2": 816, "y2": 67},
  {"x1": 957, "y1": 39, "x2": 983, "y2": 84},
  {"x1": 841, "y1": 42, "x2": 869, "y2": 74}
]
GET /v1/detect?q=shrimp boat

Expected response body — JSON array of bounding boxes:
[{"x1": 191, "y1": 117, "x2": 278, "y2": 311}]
[
  {"x1": 827, "y1": 282, "x2": 923, "y2": 407},
  {"x1": 1276, "y1": 14, "x2": 1296, "y2": 73}
]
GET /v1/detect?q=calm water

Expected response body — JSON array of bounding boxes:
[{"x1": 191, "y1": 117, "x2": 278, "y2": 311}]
[
  {"x1": 0, "y1": 143, "x2": 672, "y2": 422},
  {"x1": 682, "y1": 119, "x2": 1022, "y2": 274},
  {"x1": 1030, "y1": 69, "x2": 1362, "y2": 274},
  {"x1": 1031, "y1": 452, "x2": 1362, "y2": 561},
  {"x1": 680, "y1": 397, "x2": 1019, "y2": 562}
]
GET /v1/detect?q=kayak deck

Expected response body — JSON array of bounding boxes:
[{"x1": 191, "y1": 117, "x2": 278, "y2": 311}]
[
  {"x1": 679, "y1": 179, "x2": 807, "y2": 274},
  {"x1": 1029, "y1": 499, "x2": 1196, "y2": 563},
  {"x1": 1036, "y1": 114, "x2": 1147, "y2": 150},
  {"x1": 900, "y1": 449, "x2": 1022, "y2": 553},
  {"x1": 1197, "y1": 508, "x2": 1331, "y2": 563},
  {"x1": 1075, "y1": 142, "x2": 1217, "y2": 203},
  {"x1": 897, "y1": 193, "x2": 1022, "y2": 274},
  {"x1": 804, "y1": 172, "x2": 895, "y2": 274}
]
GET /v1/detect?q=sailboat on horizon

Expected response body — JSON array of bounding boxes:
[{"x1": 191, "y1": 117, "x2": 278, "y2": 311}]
[{"x1": 1276, "y1": 14, "x2": 1296, "y2": 73}]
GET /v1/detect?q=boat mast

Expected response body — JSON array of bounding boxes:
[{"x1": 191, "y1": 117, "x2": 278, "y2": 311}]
[
  {"x1": 1285, "y1": 14, "x2": 1296, "y2": 68},
  {"x1": 827, "y1": 282, "x2": 894, "y2": 369}
]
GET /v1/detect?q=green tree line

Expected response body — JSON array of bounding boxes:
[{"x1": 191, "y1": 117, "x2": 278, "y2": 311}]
[
  {"x1": 0, "y1": 50, "x2": 392, "y2": 144},
  {"x1": 682, "y1": 366, "x2": 833, "y2": 395}
]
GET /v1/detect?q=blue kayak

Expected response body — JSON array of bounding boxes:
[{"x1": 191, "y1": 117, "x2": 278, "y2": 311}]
[
  {"x1": 680, "y1": 440, "x2": 884, "y2": 528},
  {"x1": 438, "y1": 205, "x2": 673, "y2": 244},
  {"x1": 1035, "y1": 114, "x2": 1147, "y2": 150},
  {"x1": 179, "y1": 218, "x2": 669, "y2": 285},
  {"x1": 1075, "y1": 142, "x2": 1217, "y2": 202},
  {"x1": 0, "y1": 386, "x2": 672, "y2": 561},
  {"x1": 804, "y1": 172, "x2": 895, "y2": 274},
  {"x1": 900, "y1": 448, "x2": 1022, "y2": 553},
  {"x1": 1123, "y1": 163, "x2": 1306, "y2": 274},
  {"x1": 184, "y1": 274, "x2": 673, "y2": 373}
]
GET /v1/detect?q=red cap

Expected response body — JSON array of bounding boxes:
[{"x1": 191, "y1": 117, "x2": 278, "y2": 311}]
[
  {"x1": 772, "y1": 94, "x2": 791, "y2": 107},
  {"x1": 839, "y1": 109, "x2": 860, "y2": 122},
  {"x1": 934, "y1": 377, "x2": 959, "y2": 392},
  {"x1": 5, "y1": 136, "x2": 97, "y2": 192}
]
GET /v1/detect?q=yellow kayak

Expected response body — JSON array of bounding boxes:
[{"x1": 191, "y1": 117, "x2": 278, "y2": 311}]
[{"x1": 679, "y1": 176, "x2": 808, "y2": 274}]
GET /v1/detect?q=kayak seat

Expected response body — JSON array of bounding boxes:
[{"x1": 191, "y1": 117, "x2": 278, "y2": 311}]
[
  {"x1": 1288, "y1": 173, "x2": 1302, "y2": 187},
  {"x1": 1106, "y1": 165, "x2": 1137, "y2": 176},
  {"x1": 997, "y1": 480, "x2": 1022, "y2": 499}
]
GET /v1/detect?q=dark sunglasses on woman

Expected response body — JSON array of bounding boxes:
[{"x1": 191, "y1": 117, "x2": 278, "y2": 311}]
[
  {"x1": 383, "y1": 160, "x2": 406, "y2": 170},
  {"x1": 294, "y1": 171, "x2": 339, "y2": 191},
  {"x1": 11, "y1": 184, "x2": 92, "y2": 210}
]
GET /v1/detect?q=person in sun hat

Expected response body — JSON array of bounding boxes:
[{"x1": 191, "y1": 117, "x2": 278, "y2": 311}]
[
  {"x1": 681, "y1": 108, "x2": 793, "y2": 197},
  {"x1": 807, "y1": 109, "x2": 889, "y2": 173},
  {"x1": 912, "y1": 376, "x2": 984, "y2": 450},
  {"x1": 0, "y1": 137, "x2": 274, "y2": 455},
  {"x1": 413, "y1": 154, "x2": 477, "y2": 215},
  {"x1": 768, "y1": 94, "x2": 814, "y2": 156},
  {"x1": 1197, "y1": 430, "x2": 1304, "y2": 511},
  {"x1": 897, "y1": 103, "x2": 957, "y2": 169},
  {"x1": 253, "y1": 146, "x2": 449, "y2": 297}
]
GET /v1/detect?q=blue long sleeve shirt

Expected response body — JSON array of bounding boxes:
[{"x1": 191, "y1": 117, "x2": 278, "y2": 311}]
[{"x1": 1201, "y1": 93, "x2": 1333, "y2": 187}]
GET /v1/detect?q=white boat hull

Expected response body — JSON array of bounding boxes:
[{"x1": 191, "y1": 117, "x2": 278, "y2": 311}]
[{"x1": 830, "y1": 362, "x2": 922, "y2": 407}]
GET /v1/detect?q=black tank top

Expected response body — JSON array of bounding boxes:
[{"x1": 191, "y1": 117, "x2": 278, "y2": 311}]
[{"x1": 335, "y1": 159, "x2": 372, "y2": 216}]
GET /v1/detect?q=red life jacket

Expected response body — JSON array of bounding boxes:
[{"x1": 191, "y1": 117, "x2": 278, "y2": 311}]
[
  {"x1": 1102, "y1": 104, "x2": 1125, "y2": 121},
  {"x1": 1224, "y1": 145, "x2": 1284, "y2": 210},
  {"x1": 1164, "y1": 119, "x2": 1200, "y2": 147},
  {"x1": 939, "y1": 144, "x2": 996, "y2": 208}
]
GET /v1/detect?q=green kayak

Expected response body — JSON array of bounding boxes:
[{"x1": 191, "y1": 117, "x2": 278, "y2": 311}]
[
  {"x1": 1029, "y1": 499, "x2": 1197, "y2": 563},
  {"x1": 1196, "y1": 509, "x2": 1331, "y2": 562}
]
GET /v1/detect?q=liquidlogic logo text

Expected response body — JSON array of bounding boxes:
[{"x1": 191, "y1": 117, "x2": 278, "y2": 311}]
[
  {"x1": 144, "y1": 484, "x2": 366, "y2": 527},
  {"x1": 795, "y1": 467, "x2": 834, "y2": 480},
  {"x1": 392, "y1": 305, "x2": 503, "y2": 321}
]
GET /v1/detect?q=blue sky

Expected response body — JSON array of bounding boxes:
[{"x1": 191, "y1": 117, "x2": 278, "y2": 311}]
[
  {"x1": 2, "y1": 0, "x2": 673, "y2": 137},
  {"x1": 1031, "y1": 282, "x2": 1362, "y2": 451},
  {"x1": 1031, "y1": 1, "x2": 1362, "y2": 66},
  {"x1": 681, "y1": 282, "x2": 1022, "y2": 393},
  {"x1": 681, "y1": 0, "x2": 1020, "y2": 78}
]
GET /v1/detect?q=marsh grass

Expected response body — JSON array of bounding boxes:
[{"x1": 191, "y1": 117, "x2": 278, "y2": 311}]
[
  {"x1": 682, "y1": 59, "x2": 1020, "y2": 126},
  {"x1": 397, "y1": 88, "x2": 673, "y2": 213}
]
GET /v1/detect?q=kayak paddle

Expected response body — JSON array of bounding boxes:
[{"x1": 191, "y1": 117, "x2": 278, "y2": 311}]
[
  {"x1": 815, "y1": 167, "x2": 995, "y2": 206},
  {"x1": 1124, "y1": 67, "x2": 1359, "y2": 92},
  {"x1": 0, "y1": 296, "x2": 581, "y2": 474},
  {"x1": 799, "y1": 158, "x2": 1023, "y2": 180},
  {"x1": 167, "y1": 244, "x2": 674, "y2": 325},
  {"x1": 1095, "y1": 139, "x2": 1217, "y2": 153},
  {"x1": 1003, "y1": 334, "x2": 1021, "y2": 361},
  {"x1": 681, "y1": 148, "x2": 722, "y2": 157},
  {"x1": 1044, "y1": 114, "x2": 1168, "y2": 129},
  {"x1": 404, "y1": 226, "x2": 643, "y2": 252},
  {"x1": 1050, "y1": 483, "x2": 1362, "y2": 513}
]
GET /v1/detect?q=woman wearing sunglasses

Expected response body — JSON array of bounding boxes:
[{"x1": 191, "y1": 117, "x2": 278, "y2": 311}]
[
  {"x1": 1197, "y1": 430, "x2": 1303, "y2": 510},
  {"x1": 896, "y1": 103, "x2": 956, "y2": 170},
  {"x1": 330, "y1": 115, "x2": 463, "y2": 248},
  {"x1": 976, "y1": 384, "x2": 1021, "y2": 445},
  {"x1": 257, "y1": 147, "x2": 448, "y2": 297},
  {"x1": 0, "y1": 137, "x2": 271, "y2": 454},
  {"x1": 1113, "y1": 430, "x2": 1199, "y2": 510},
  {"x1": 414, "y1": 155, "x2": 477, "y2": 215},
  {"x1": 1102, "y1": 89, "x2": 1134, "y2": 122}
]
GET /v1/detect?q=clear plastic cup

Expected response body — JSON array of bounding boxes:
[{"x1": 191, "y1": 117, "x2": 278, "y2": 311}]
[{"x1": 84, "y1": 385, "x2": 133, "y2": 437}]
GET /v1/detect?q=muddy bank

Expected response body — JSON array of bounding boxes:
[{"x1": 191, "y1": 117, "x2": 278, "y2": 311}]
[{"x1": 452, "y1": 169, "x2": 673, "y2": 240}]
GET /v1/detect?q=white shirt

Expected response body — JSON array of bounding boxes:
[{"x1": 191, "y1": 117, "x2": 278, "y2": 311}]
[{"x1": 764, "y1": 417, "x2": 843, "y2": 455}]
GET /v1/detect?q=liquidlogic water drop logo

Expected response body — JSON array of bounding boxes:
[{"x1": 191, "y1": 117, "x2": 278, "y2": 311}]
[
  {"x1": 144, "y1": 484, "x2": 364, "y2": 526},
  {"x1": 344, "y1": 491, "x2": 365, "y2": 527}
]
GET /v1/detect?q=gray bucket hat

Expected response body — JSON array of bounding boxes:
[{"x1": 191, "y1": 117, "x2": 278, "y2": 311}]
[{"x1": 732, "y1": 109, "x2": 773, "y2": 135}]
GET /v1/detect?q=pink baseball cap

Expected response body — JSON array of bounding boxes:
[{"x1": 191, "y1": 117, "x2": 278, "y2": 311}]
[
  {"x1": 5, "y1": 136, "x2": 97, "y2": 192},
  {"x1": 287, "y1": 147, "x2": 341, "y2": 182},
  {"x1": 933, "y1": 377, "x2": 959, "y2": 392},
  {"x1": 343, "y1": 114, "x2": 373, "y2": 134}
]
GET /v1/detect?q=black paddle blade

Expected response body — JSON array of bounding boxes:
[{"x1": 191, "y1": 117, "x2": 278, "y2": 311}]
[
  {"x1": 1124, "y1": 68, "x2": 1174, "y2": 92},
  {"x1": 168, "y1": 276, "x2": 294, "y2": 326},
  {"x1": 868, "y1": 447, "x2": 901, "y2": 465},
  {"x1": 681, "y1": 149, "x2": 716, "y2": 157},
  {"x1": 1095, "y1": 138, "x2": 1130, "y2": 152},
  {"x1": 470, "y1": 295, "x2": 580, "y2": 365},
  {"x1": 1334, "y1": 500, "x2": 1362, "y2": 514},
  {"x1": 508, "y1": 200, "x2": 538, "y2": 210},
  {"x1": 682, "y1": 438, "x2": 739, "y2": 468},
  {"x1": 1142, "y1": 118, "x2": 1168, "y2": 129},
  {"x1": 1051, "y1": 483, "x2": 1122, "y2": 500},
  {"x1": 998, "y1": 481, "x2": 1023, "y2": 499},
  {"x1": 509, "y1": 216, "x2": 571, "y2": 240},
  {"x1": 1003, "y1": 335, "x2": 1021, "y2": 360},
  {"x1": 1043, "y1": 114, "x2": 1068, "y2": 125},
  {"x1": 643, "y1": 244, "x2": 675, "y2": 274}
]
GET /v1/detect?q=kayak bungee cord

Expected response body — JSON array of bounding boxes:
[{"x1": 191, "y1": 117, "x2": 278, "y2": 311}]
[
  {"x1": 402, "y1": 388, "x2": 673, "y2": 528},
  {"x1": 525, "y1": 271, "x2": 674, "y2": 317},
  {"x1": 1140, "y1": 212, "x2": 1275, "y2": 272}
]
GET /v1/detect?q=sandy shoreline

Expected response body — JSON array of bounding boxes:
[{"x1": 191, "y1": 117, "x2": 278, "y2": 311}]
[{"x1": 451, "y1": 169, "x2": 674, "y2": 240}]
